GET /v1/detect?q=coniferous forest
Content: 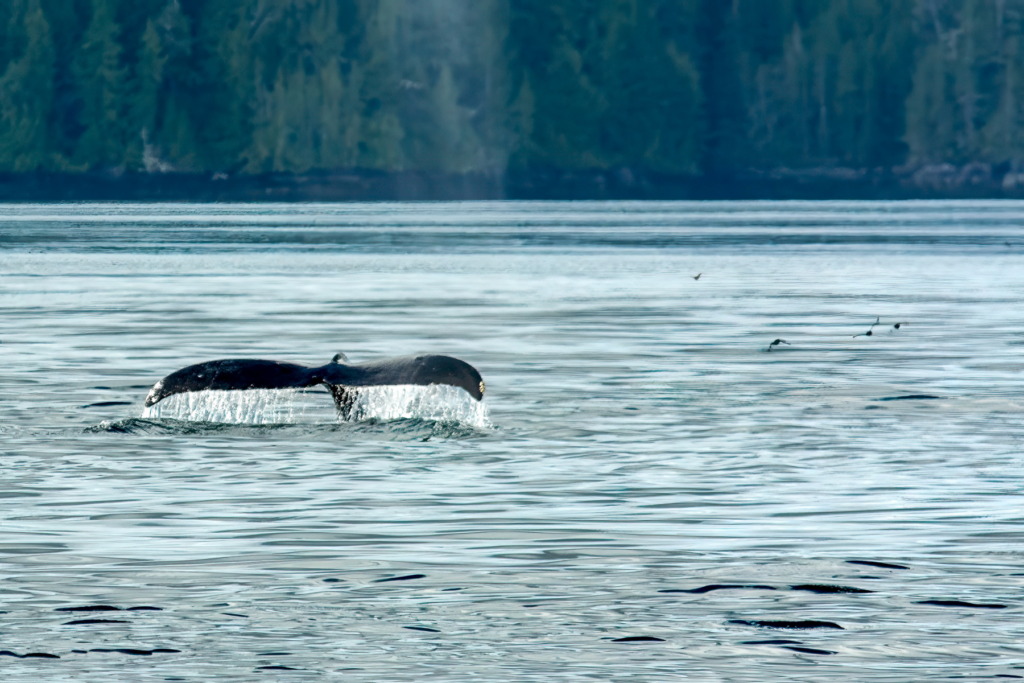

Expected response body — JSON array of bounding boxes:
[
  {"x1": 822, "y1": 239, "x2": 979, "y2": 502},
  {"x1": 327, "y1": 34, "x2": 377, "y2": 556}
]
[{"x1": 2, "y1": 0, "x2": 1023, "y2": 197}]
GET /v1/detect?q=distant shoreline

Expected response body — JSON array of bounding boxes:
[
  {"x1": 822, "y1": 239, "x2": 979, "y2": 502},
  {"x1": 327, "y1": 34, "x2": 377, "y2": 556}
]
[{"x1": 3, "y1": 164, "x2": 1023, "y2": 202}]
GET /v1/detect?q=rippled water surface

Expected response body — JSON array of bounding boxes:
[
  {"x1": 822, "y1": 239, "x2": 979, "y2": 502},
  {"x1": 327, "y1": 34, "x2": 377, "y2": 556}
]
[{"x1": 2, "y1": 201, "x2": 1023, "y2": 681}]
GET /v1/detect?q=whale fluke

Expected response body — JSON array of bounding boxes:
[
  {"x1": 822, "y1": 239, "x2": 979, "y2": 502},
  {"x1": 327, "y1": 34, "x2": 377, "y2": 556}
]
[{"x1": 145, "y1": 354, "x2": 485, "y2": 413}]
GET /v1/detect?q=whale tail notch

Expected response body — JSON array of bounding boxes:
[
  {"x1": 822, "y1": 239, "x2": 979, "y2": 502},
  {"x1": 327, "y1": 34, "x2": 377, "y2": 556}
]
[{"x1": 144, "y1": 354, "x2": 485, "y2": 417}]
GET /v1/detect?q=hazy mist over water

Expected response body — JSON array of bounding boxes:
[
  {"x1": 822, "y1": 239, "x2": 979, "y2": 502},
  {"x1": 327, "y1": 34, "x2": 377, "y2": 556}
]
[{"x1": 1, "y1": 201, "x2": 1023, "y2": 681}]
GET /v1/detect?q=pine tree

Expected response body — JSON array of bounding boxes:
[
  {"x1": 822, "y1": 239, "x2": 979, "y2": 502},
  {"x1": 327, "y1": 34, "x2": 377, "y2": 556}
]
[
  {"x1": 192, "y1": 0, "x2": 254, "y2": 172},
  {"x1": 355, "y1": 0, "x2": 404, "y2": 170},
  {"x1": 0, "y1": 0, "x2": 57, "y2": 171},
  {"x1": 153, "y1": 0, "x2": 198, "y2": 170},
  {"x1": 906, "y1": 42, "x2": 957, "y2": 164},
  {"x1": 125, "y1": 18, "x2": 167, "y2": 171},
  {"x1": 73, "y1": 0, "x2": 127, "y2": 168},
  {"x1": 697, "y1": 0, "x2": 745, "y2": 174}
]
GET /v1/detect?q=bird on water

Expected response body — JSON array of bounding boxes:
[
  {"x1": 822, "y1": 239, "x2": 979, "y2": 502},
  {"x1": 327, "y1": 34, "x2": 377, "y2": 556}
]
[{"x1": 853, "y1": 317, "x2": 881, "y2": 338}]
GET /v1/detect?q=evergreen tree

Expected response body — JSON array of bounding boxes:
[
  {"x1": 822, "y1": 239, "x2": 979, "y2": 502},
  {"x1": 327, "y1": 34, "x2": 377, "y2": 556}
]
[
  {"x1": 0, "y1": 0, "x2": 1022, "y2": 179},
  {"x1": 124, "y1": 18, "x2": 167, "y2": 171},
  {"x1": 192, "y1": 0, "x2": 254, "y2": 171},
  {"x1": 354, "y1": 0, "x2": 404, "y2": 170},
  {"x1": 697, "y1": 0, "x2": 744, "y2": 174},
  {"x1": 152, "y1": 0, "x2": 199, "y2": 170},
  {"x1": 72, "y1": 0, "x2": 126, "y2": 168},
  {"x1": 0, "y1": 0, "x2": 57, "y2": 171}
]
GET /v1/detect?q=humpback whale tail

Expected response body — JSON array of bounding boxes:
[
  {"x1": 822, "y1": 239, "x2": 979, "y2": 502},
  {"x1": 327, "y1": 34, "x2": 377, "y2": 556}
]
[{"x1": 144, "y1": 354, "x2": 485, "y2": 418}]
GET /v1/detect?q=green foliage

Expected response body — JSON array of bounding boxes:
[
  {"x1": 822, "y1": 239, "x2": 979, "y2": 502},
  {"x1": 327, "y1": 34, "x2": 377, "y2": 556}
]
[
  {"x1": 507, "y1": 0, "x2": 703, "y2": 171},
  {"x1": 73, "y1": 0, "x2": 125, "y2": 167},
  {"x1": 904, "y1": 0, "x2": 1024, "y2": 165},
  {"x1": 743, "y1": 0, "x2": 915, "y2": 168},
  {"x1": 3, "y1": 0, "x2": 1024, "y2": 176},
  {"x1": 0, "y1": 0, "x2": 57, "y2": 171}
]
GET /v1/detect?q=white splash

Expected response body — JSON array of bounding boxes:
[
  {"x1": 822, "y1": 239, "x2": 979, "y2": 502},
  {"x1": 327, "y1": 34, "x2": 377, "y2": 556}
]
[
  {"x1": 141, "y1": 388, "x2": 331, "y2": 424},
  {"x1": 140, "y1": 385, "x2": 490, "y2": 428},
  {"x1": 345, "y1": 384, "x2": 491, "y2": 428}
]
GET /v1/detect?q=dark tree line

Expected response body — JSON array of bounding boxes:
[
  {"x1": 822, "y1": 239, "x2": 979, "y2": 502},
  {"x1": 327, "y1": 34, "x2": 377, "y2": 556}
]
[{"x1": 0, "y1": 0, "x2": 1021, "y2": 176}]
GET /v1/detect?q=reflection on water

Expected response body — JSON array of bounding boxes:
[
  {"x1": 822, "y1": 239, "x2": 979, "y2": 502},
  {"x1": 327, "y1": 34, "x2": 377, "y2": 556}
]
[{"x1": 1, "y1": 202, "x2": 1023, "y2": 681}]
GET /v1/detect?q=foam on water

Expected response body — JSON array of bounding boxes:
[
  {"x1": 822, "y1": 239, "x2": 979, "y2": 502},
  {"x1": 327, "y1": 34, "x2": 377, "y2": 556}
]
[{"x1": 140, "y1": 384, "x2": 490, "y2": 428}]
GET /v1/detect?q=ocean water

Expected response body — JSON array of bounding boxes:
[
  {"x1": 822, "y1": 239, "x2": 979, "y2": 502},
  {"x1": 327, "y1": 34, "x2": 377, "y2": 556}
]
[{"x1": 1, "y1": 201, "x2": 1022, "y2": 681}]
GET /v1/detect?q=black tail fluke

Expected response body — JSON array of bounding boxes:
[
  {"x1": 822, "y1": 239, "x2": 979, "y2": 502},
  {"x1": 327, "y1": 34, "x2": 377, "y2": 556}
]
[
  {"x1": 324, "y1": 355, "x2": 485, "y2": 401},
  {"x1": 144, "y1": 359, "x2": 319, "y2": 407},
  {"x1": 145, "y1": 354, "x2": 485, "y2": 411}
]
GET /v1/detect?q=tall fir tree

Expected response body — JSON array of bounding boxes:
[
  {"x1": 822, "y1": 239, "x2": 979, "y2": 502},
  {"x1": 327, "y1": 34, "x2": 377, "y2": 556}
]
[
  {"x1": 0, "y1": 0, "x2": 57, "y2": 171},
  {"x1": 125, "y1": 17, "x2": 167, "y2": 171},
  {"x1": 697, "y1": 0, "x2": 745, "y2": 174},
  {"x1": 72, "y1": 0, "x2": 126, "y2": 168}
]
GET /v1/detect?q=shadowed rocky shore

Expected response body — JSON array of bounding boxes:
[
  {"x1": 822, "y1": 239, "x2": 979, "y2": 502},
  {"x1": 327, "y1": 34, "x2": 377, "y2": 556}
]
[{"x1": 4, "y1": 163, "x2": 1024, "y2": 202}]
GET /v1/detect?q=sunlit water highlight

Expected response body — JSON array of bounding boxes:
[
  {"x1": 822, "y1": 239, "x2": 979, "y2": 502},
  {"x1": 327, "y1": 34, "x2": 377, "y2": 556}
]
[{"x1": 1, "y1": 201, "x2": 1023, "y2": 681}]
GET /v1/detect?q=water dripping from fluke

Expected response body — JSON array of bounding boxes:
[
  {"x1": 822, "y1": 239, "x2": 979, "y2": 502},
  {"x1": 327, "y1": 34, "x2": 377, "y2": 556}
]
[
  {"x1": 140, "y1": 384, "x2": 491, "y2": 430},
  {"x1": 141, "y1": 387, "x2": 327, "y2": 425}
]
